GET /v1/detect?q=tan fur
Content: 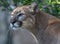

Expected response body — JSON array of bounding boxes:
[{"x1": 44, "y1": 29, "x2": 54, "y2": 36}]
[{"x1": 10, "y1": 4, "x2": 60, "y2": 44}]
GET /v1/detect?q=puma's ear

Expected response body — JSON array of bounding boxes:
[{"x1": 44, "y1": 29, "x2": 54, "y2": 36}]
[{"x1": 29, "y1": 2, "x2": 39, "y2": 13}]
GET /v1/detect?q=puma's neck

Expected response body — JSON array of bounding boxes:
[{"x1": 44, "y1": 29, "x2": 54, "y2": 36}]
[
  {"x1": 35, "y1": 11, "x2": 50, "y2": 30},
  {"x1": 30, "y1": 11, "x2": 50, "y2": 36}
]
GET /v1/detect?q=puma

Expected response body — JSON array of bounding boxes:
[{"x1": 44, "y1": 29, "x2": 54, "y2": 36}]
[{"x1": 10, "y1": 2, "x2": 60, "y2": 44}]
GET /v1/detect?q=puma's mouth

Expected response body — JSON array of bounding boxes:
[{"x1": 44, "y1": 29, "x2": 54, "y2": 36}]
[{"x1": 10, "y1": 20, "x2": 22, "y2": 30}]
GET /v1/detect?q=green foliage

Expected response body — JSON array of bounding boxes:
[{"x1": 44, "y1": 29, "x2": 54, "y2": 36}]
[
  {"x1": 0, "y1": 0, "x2": 9, "y2": 8},
  {"x1": 38, "y1": 0, "x2": 60, "y2": 18},
  {"x1": 21, "y1": 0, "x2": 34, "y2": 5},
  {"x1": 41, "y1": 0, "x2": 60, "y2": 18},
  {"x1": 0, "y1": 0, "x2": 60, "y2": 18}
]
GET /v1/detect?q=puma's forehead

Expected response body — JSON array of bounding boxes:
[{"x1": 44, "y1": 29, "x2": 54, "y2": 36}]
[{"x1": 11, "y1": 6, "x2": 29, "y2": 15}]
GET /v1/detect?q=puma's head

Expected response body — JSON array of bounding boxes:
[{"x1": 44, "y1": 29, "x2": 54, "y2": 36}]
[{"x1": 10, "y1": 2, "x2": 39, "y2": 30}]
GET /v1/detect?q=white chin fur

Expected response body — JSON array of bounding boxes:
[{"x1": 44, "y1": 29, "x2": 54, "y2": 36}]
[
  {"x1": 12, "y1": 27, "x2": 18, "y2": 30},
  {"x1": 10, "y1": 26, "x2": 19, "y2": 30}
]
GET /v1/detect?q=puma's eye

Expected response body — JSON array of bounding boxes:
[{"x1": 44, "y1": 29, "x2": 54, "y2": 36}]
[
  {"x1": 17, "y1": 13, "x2": 26, "y2": 21},
  {"x1": 17, "y1": 13, "x2": 24, "y2": 16}
]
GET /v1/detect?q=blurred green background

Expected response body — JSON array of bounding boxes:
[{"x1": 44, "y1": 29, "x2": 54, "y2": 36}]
[{"x1": 0, "y1": 0, "x2": 60, "y2": 18}]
